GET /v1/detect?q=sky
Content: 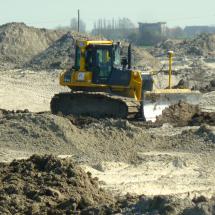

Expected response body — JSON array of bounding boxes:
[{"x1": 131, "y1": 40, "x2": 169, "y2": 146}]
[{"x1": 0, "y1": 0, "x2": 215, "y2": 30}]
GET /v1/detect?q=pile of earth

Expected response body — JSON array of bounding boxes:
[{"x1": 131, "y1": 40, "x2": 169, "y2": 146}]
[
  {"x1": 0, "y1": 22, "x2": 64, "y2": 69},
  {"x1": 26, "y1": 32, "x2": 98, "y2": 70},
  {"x1": 190, "y1": 112, "x2": 215, "y2": 126},
  {"x1": 155, "y1": 101, "x2": 215, "y2": 127},
  {"x1": 86, "y1": 194, "x2": 215, "y2": 215},
  {"x1": 186, "y1": 33, "x2": 215, "y2": 56},
  {"x1": 1, "y1": 155, "x2": 215, "y2": 214},
  {"x1": 155, "y1": 102, "x2": 199, "y2": 126},
  {"x1": 28, "y1": 36, "x2": 161, "y2": 70},
  {"x1": 151, "y1": 33, "x2": 215, "y2": 57},
  {"x1": 0, "y1": 155, "x2": 113, "y2": 214},
  {"x1": 121, "y1": 44, "x2": 162, "y2": 70},
  {"x1": 199, "y1": 79, "x2": 215, "y2": 93},
  {"x1": 0, "y1": 22, "x2": 161, "y2": 70},
  {"x1": 1, "y1": 110, "x2": 215, "y2": 165}
]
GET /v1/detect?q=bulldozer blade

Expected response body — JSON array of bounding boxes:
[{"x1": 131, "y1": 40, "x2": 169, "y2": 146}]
[{"x1": 143, "y1": 89, "x2": 202, "y2": 122}]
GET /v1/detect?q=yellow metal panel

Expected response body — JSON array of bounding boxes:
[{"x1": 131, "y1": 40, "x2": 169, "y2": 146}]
[
  {"x1": 128, "y1": 70, "x2": 142, "y2": 101},
  {"x1": 86, "y1": 40, "x2": 113, "y2": 45},
  {"x1": 76, "y1": 40, "x2": 113, "y2": 48}
]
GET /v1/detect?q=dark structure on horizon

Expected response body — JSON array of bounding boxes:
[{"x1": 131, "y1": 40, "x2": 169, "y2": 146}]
[{"x1": 138, "y1": 22, "x2": 167, "y2": 35}]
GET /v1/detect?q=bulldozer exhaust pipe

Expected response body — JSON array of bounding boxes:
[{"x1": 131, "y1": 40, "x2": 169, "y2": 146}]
[
  {"x1": 128, "y1": 43, "x2": 132, "y2": 69},
  {"x1": 168, "y1": 50, "x2": 174, "y2": 89}
]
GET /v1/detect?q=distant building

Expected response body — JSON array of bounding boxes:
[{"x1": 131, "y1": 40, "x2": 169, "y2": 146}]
[
  {"x1": 184, "y1": 26, "x2": 215, "y2": 37},
  {"x1": 138, "y1": 22, "x2": 167, "y2": 35}
]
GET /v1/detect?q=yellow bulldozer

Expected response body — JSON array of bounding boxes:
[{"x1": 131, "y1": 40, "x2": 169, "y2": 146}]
[{"x1": 51, "y1": 40, "x2": 201, "y2": 121}]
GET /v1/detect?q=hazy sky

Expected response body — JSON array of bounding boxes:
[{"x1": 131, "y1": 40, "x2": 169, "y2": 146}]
[{"x1": 0, "y1": 0, "x2": 214, "y2": 30}]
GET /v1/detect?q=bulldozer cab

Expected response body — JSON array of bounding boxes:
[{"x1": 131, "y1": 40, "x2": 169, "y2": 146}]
[
  {"x1": 85, "y1": 45, "x2": 112, "y2": 83},
  {"x1": 74, "y1": 42, "x2": 125, "y2": 85}
]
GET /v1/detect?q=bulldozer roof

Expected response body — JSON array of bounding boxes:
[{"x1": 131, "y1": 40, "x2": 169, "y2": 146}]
[{"x1": 76, "y1": 40, "x2": 113, "y2": 47}]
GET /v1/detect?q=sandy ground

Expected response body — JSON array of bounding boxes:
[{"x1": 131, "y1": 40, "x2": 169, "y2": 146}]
[
  {"x1": 82, "y1": 151, "x2": 215, "y2": 198},
  {"x1": 0, "y1": 69, "x2": 214, "y2": 112},
  {"x1": 0, "y1": 69, "x2": 68, "y2": 112},
  {"x1": 0, "y1": 69, "x2": 215, "y2": 200}
]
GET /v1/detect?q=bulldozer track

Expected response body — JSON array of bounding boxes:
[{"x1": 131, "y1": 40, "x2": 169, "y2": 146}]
[{"x1": 50, "y1": 91, "x2": 140, "y2": 119}]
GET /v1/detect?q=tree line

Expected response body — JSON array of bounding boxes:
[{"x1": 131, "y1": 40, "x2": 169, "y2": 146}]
[{"x1": 57, "y1": 17, "x2": 191, "y2": 46}]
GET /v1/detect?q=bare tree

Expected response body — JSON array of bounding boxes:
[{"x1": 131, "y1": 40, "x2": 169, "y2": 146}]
[{"x1": 92, "y1": 17, "x2": 135, "y2": 39}]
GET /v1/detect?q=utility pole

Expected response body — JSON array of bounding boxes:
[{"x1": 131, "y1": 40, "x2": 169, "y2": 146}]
[{"x1": 77, "y1": 9, "x2": 80, "y2": 32}]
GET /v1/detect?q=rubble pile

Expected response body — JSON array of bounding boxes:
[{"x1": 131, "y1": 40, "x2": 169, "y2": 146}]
[
  {"x1": 0, "y1": 155, "x2": 113, "y2": 214},
  {"x1": 152, "y1": 33, "x2": 215, "y2": 57}
]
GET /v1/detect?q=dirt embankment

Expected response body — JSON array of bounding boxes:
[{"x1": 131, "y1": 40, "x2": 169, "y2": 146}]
[
  {"x1": 199, "y1": 79, "x2": 215, "y2": 93},
  {"x1": 155, "y1": 101, "x2": 215, "y2": 127},
  {"x1": 0, "y1": 109, "x2": 215, "y2": 165},
  {"x1": 121, "y1": 44, "x2": 162, "y2": 70},
  {"x1": 1, "y1": 155, "x2": 215, "y2": 215},
  {"x1": 0, "y1": 22, "x2": 161, "y2": 70},
  {"x1": 152, "y1": 33, "x2": 215, "y2": 57},
  {"x1": 26, "y1": 32, "x2": 96, "y2": 70},
  {"x1": 88, "y1": 194, "x2": 215, "y2": 214},
  {"x1": 28, "y1": 35, "x2": 161, "y2": 70},
  {"x1": 0, "y1": 22, "x2": 64, "y2": 69},
  {"x1": 0, "y1": 22, "x2": 95, "y2": 70},
  {"x1": 0, "y1": 155, "x2": 113, "y2": 214}
]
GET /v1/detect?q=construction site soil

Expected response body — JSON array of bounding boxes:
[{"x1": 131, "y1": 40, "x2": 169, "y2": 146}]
[
  {"x1": 0, "y1": 22, "x2": 161, "y2": 71},
  {"x1": 0, "y1": 23, "x2": 64, "y2": 69},
  {"x1": 1, "y1": 155, "x2": 215, "y2": 214},
  {"x1": 1, "y1": 22, "x2": 215, "y2": 214},
  {"x1": 0, "y1": 155, "x2": 113, "y2": 214},
  {"x1": 156, "y1": 102, "x2": 215, "y2": 127},
  {"x1": 0, "y1": 67, "x2": 215, "y2": 213},
  {"x1": 152, "y1": 33, "x2": 215, "y2": 57}
]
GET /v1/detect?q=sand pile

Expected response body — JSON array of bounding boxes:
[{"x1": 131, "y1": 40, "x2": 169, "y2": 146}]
[
  {"x1": 0, "y1": 155, "x2": 113, "y2": 214},
  {"x1": 28, "y1": 37, "x2": 161, "y2": 70},
  {"x1": 0, "y1": 22, "x2": 160, "y2": 70},
  {"x1": 0, "y1": 22, "x2": 64, "y2": 69},
  {"x1": 1, "y1": 110, "x2": 215, "y2": 165},
  {"x1": 27, "y1": 32, "x2": 96, "y2": 70},
  {"x1": 121, "y1": 44, "x2": 162, "y2": 70}
]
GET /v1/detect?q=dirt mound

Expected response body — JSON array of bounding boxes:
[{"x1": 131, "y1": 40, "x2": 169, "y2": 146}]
[
  {"x1": 187, "y1": 33, "x2": 215, "y2": 56},
  {"x1": 155, "y1": 101, "x2": 215, "y2": 127},
  {"x1": 27, "y1": 32, "x2": 96, "y2": 70},
  {"x1": 0, "y1": 155, "x2": 113, "y2": 214},
  {"x1": 199, "y1": 79, "x2": 215, "y2": 92},
  {"x1": 0, "y1": 22, "x2": 64, "y2": 69},
  {"x1": 190, "y1": 112, "x2": 215, "y2": 126},
  {"x1": 121, "y1": 45, "x2": 161, "y2": 70},
  {"x1": 0, "y1": 109, "x2": 215, "y2": 164},
  {"x1": 1, "y1": 155, "x2": 214, "y2": 214},
  {"x1": 154, "y1": 33, "x2": 215, "y2": 57},
  {"x1": 156, "y1": 101, "x2": 199, "y2": 126},
  {"x1": 0, "y1": 110, "x2": 80, "y2": 156},
  {"x1": 84, "y1": 194, "x2": 215, "y2": 214},
  {"x1": 28, "y1": 37, "x2": 161, "y2": 70}
]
